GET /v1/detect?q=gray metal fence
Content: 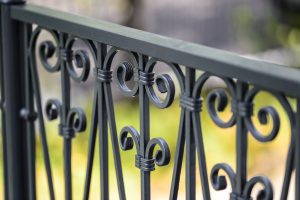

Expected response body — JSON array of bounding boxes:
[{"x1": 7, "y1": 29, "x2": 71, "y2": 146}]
[{"x1": 1, "y1": 0, "x2": 300, "y2": 199}]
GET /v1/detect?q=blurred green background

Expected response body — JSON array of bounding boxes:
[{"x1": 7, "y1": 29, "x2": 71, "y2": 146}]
[
  {"x1": 1, "y1": 0, "x2": 300, "y2": 199},
  {"x1": 0, "y1": 85, "x2": 295, "y2": 199}
]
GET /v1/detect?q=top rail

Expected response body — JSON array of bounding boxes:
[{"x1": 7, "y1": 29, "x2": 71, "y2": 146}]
[{"x1": 10, "y1": 4, "x2": 300, "y2": 97}]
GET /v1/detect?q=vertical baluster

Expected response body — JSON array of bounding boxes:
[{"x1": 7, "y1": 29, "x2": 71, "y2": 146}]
[
  {"x1": 97, "y1": 43, "x2": 109, "y2": 199},
  {"x1": 102, "y1": 55, "x2": 126, "y2": 199},
  {"x1": 139, "y1": 55, "x2": 150, "y2": 200},
  {"x1": 279, "y1": 95, "x2": 295, "y2": 200},
  {"x1": 235, "y1": 81, "x2": 248, "y2": 197},
  {"x1": 192, "y1": 102, "x2": 211, "y2": 199},
  {"x1": 23, "y1": 23, "x2": 36, "y2": 200},
  {"x1": 185, "y1": 68, "x2": 196, "y2": 200},
  {"x1": 0, "y1": 5, "x2": 8, "y2": 200},
  {"x1": 0, "y1": 1, "x2": 28, "y2": 199},
  {"x1": 83, "y1": 87, "x2": 98, "y2": 200},
  {"x1": 59, "y1": 32, "x2": 72, "y2": 200},
  {"x1": 28, "y1": 30, "x2": 55, "y2": 200},
  {"x1": 296, "y1": 98, "x2": 300, "y2": 200},
  {"x1": 280, "y1": 138, "x2": 294, "y2": 200},
  {"x1": 169, "y1": 111, "x2": 185, "y2": 200}
]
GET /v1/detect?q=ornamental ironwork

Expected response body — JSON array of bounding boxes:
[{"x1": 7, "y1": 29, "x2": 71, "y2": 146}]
[{"x1": 1, "y1": 1, "x2": 300, "y2": 200}]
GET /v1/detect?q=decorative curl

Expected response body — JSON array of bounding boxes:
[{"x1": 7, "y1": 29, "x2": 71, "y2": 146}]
[
  {"x1": 106, "y1": 48, "x2": 139, "y2": 97},
  {"x1": 45, "y1": 99, "x2": 62, "y2": 120},
  {"x1": 193, "y1": 73, "x2": 236, "y2": 128},
  {"x1": 119, "y1": 126, "x2": 170, "y2": 172},
  {"x1": 246, "y1": 106, "x2": 279, "y2": 142},
  {"x1": 145, "y1": 58, "x2": 181, "y2": 109},
  {"x1": 114, "y1": 61, "x2": 139, "y2": 97},
  {"x1": 65, "y1": 37, "x2": 96, "y2": 82},
  {"x1": 210, "y1": 163, "x2": 236, "y2": 191},
  {"x1": 38, "y1": 40, "x2": 60, "y2": 72},
  {"x1": 45, "y1": 99, "x2": 86, "y2": 138},
  {"x1": 147, "y1": 73, "x2": 175, "y2": 109},
  {"x1": 29, "y1": 27, "x2": 60, "y2": 73},
  {"x1": 243, "y1": 176, "x2": 273, "y2": 200},
  {"x1": 207, "y1": 89, "x2": 236, "y2": 128},
  {"x1": 119, "y1": 126, "x2": 140, "y2": 152},
  {"x1": 71, "y1": 50, "x2": 90, "y2": 81},
  {"x1": 245, "y1": 88, "x2": 280, "y2": 143},
  {"x1": 94, "y1": 68, "x2": 112, "y2": 83},
  {"x1": 145, "y1": 138, "x2": 170, "y2": 166},
  {"x1": 66, "y1": 108, "x2": 87, "y2": 133},
  {"x1": 180, "y1": 95, "x2": 202, "y2": 112}
]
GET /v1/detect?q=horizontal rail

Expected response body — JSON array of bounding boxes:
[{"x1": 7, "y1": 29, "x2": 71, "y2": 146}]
[{"x1": 10, "y1": 4, "x2": 300, "y2": 97}]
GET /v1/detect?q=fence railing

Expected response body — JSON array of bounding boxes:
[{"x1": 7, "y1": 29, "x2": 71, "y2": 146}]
[{"x1": 1, "y1": 0, "x2": 300, "y2": 200}]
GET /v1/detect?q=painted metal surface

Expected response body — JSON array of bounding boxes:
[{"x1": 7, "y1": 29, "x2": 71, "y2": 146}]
[{"x1": 1, "y1": 1, "x2": 300, "y2": 200}]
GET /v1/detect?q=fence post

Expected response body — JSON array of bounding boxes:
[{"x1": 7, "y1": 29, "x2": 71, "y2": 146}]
[
  {"x1": 0, "y1": 0, "x2": 29, "y2": 199},
  {"x1": 296, "y1": 98, "x2": 300, "y2": 200}
]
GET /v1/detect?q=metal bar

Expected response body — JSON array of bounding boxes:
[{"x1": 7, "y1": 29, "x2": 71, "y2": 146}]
[
  {"x1": 9, "y1": 4, "x2": 300, "y2": 97},
  {"x1": 139, "y1": 55, "x2": 150, "y2": 200},
  {"x1": 280, "y1": 140, "x2": 294, "y2": 200},
  {"x1": 98, "y1": 87, "x2": 109, "y2": 200},
  {"x1": 59, "y1": 32, "x2": 72, "y2": 200},
  {"x1": 235, "y1": 81, "x2": 248, "y2": 195},
  {"x1": 296, "y1": 98, "x2": 300, "y2": 200},
  {"x1": 169, "y1": 111, "x2": 185, "y2": 200},
  {"x1": 64, "y1": 139, "x2": 72, "y2": 200},
  {"x1": 0, "y1": 2, "x2": 28, "y2": 199},
  {"x1": 24, "y1": 22, "x2": 36, "y2": 200},
  {"x1": 28, "y1": 31, "x2": 55, "y2": 200},
  {"x1": 97, "y1": 43, "x2": 109, "y2": 200},
  {"x1": 104, "y1": 82, "x2": 126, "y2": 200},
  {"x1": 192, "y1": 112, "x2": 211, "y2": 199},
  {"x1": 83, "y1": 88, "x2": 98, "y2": 200},
  {"x1": 0, "y1": 0, "x2": 24, "y2": 4},
  {"x1": 2, "y1": 2, "x2": 300, "y2": 200},
  {"x1": 185, "y1": 68, "x2": 196, "y2": 200},
  {"x1": 0, "y1": 5, "x2": 9, "y2": 200}
]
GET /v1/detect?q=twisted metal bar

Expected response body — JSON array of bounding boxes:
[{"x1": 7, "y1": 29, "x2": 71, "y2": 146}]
[
  {"x1": 94, "y1": 68, "x2": 112, "y2": 83},
  {"x1": 138, "y1": 70, "x2": 155, "y2": 86},
  {"x1": 59, "y1": 48, "x2": 73, "y2": 62},
  {"x1": 180, "y1": 95, "x2": 202, "y2": 112},
  {"x1": 59, "y1": 124, "x2": 75, "y2": 139},
  {"x1": 231, "y1": 100, "x2": 253, "y2": 118},
  {"x1": 135, "y1": 155, "x2": 155, "y2": 172}
]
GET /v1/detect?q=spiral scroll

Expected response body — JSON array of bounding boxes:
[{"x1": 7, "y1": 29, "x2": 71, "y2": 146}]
[
  {"x1": 107, "y1": 48, "x2": 140, "y2": 97},
  {"x1": 30, "y1": 27, "x2": 60, "y2": 73},
  {"x1": 119, "y1": 126, "x2": 170, "y2": 172},
  {"x1": 64, "y1": 37, "x2": 96, "y2": 82},
  {"x1": 210, "y1": 163, "x2": 236, "y2": 191},
  {"x1": 114, "y1": 61, "x2": 139, "y2": 97},
  {"x1": 144, "y1": 58, "x2": 184, "y2": 109},
  {"x1": 242, "y1": 176, "x2": 273, "y2": 200},
  {"x1": 244, "y1": 87, "x2": 281, "y2": 143},
  {"x1": 145, "y1": 138, "x2": 171, "y2": 167},
  {"x1": 207, "y1": 88, "x2": 236, "y2": 128},
  {"x1": 193, "y1": 73, "x2": 237, "y2": 128},
  {"x1": 119, "y1": 126, "x2": 140, "y2": 152},
  {"x1": 45, "y1": 99, "x2": 86, "y2": 138},
  {"x1": 45, "y1": 99, "x2": 62, "y2": 120},
  {"x1": 66, "y1": 107, "x2": 87, "y2": 133},
  {"x1": 112, "y1": 53, "x2": 184, "y2": 107}
]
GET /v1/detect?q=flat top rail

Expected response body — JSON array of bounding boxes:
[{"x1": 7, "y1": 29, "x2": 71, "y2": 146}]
[{"x1": 10, "y1": 4, "x2": 300, "y2": 97}]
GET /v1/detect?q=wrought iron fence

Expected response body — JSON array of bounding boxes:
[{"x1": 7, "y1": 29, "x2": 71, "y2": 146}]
[{"x1": 1, "y1": 0, "x2": 300, "y2": 199}]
